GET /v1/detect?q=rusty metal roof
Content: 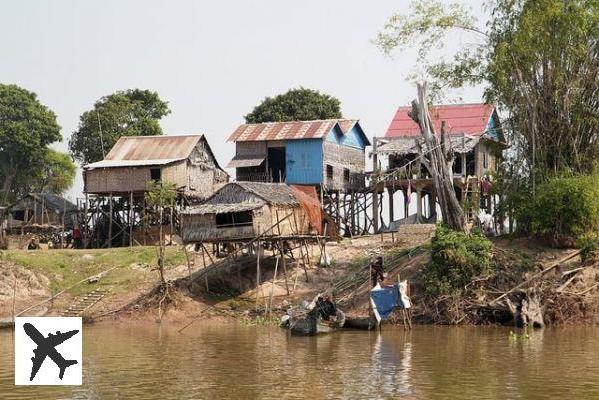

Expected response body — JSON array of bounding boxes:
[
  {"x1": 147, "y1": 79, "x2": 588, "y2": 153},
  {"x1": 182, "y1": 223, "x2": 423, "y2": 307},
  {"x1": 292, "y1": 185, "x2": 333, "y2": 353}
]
[
  {"x1": 225, "y1": 155, "x2": 266, "y2": 168},
  {"x1": 227, "y1": 119, "x2": 358, "y2": 142},
  {"x1": 104, "y1": 134, "x2": 202, "y2": 161},
  {"x1": 83, "y1": 134, "x2": 222, "y2": 170}
]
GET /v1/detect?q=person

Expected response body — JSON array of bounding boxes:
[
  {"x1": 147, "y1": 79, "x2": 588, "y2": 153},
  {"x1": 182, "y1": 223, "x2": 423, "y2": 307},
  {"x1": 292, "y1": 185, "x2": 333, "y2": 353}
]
[
  {"x1": 72, "y1": 226, "x2": 83, "y2": 249},
  {"x1": 28, "y1": 238, "x2": 40, "y2": 250},
  {"x1": 370, "y1": 256, "x2": 385, "y2": 287},
  {"x1": 315, "y1": 295, "x2": 337, "y2": 321}
]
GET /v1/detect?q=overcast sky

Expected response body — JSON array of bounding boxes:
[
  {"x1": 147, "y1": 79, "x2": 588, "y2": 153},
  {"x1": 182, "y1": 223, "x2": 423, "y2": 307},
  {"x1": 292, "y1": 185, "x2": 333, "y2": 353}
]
[{"x1": 1, "y1": 1, "x2": 487, "y2": 201}]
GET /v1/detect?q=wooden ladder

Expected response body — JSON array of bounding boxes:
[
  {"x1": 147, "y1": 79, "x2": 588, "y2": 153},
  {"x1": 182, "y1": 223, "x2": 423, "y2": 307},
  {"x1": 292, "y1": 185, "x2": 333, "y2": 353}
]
[{"x1": 62, "y1": 288, "x2": 111, "y2": 317}]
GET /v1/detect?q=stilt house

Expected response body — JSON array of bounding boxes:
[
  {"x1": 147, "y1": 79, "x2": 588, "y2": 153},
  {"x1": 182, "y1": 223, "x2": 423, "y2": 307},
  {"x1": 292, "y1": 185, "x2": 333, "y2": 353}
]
[
  {"x1": 83, "y1": 134, "x2": 228, "y2": 201},
  {"x1": 372, "y1": 103, "x2": 506, "y2": 224},
  {"x1": 226, "y1": 120, "x2": 370, "y2": 191},
  {"x1": 6, "y1": 193, "x2": 78, "y2": 228},
  {"x1": 180, "y1": 182, "x2": 314, "y2": 243}
]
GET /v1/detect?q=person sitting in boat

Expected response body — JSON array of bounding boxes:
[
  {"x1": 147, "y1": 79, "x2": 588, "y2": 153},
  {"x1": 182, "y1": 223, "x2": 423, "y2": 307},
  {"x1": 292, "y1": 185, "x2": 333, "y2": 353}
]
[
  {"x1": 315, "y1": 295, "x2": 337, "y2": 321},
  {"x1": 370, "y1": 256, "x2": 385, "y2": 287}
]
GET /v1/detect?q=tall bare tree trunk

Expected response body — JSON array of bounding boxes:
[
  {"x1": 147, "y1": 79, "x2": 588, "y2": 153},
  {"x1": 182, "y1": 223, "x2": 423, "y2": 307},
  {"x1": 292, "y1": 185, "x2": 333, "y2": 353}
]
[{"x1": 410, "y1": 83, "x2": 466, "y2": 232}]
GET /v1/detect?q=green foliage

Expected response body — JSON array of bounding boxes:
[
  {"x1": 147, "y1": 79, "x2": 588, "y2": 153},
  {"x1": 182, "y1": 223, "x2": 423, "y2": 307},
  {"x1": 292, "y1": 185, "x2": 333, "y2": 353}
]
[
  {"x1": 245, "y1": 87, "x2": 342, "y2": 123},
  {"x1": 145, "y1": 180, "x2": 177, "y2": 208},
  {"x1": 0, "y1": 84, "x2": 62, "y2": 204},
  {"x1": 31, "y1": 150, "x2": 76, "y2": 195},
  {"x1": 520, "y1": 175, "x2": 599, "y2": 244},
  {"x1": 377, "y1": 0, "x2": 599, "y2": 179},
  {"x1": 577, "y1": 233, "x2": 599, "y2": 263},
  {"x1": 69, "y1": 89, "x2": 170, "y2": 164},
  {"x1": 422, "y1": 224, "x2": 493, "y2": 295}
]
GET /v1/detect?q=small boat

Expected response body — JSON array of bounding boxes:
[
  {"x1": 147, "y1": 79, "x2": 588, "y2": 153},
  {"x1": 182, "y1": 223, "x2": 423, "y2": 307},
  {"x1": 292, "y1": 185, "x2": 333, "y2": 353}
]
[
  {"x1": 282, "y1": 295, "x2": 346, "y2": 336},
  {"x1": 343, "y1": 316, "x2": 377, "y2": 330}
]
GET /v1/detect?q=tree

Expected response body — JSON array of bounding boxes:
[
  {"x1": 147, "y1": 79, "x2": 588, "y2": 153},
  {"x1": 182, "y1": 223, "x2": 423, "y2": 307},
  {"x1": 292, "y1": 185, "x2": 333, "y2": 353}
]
[
  {"x1": 245, "y1": 87, "x2": 342, "y2": 123},
  {"x1": 0, "y1": 84, "x2": 62, "y2": 205},
  {"x1": 31, "y1": 150, "x2": 77, "y2": 195},
  {"x1": 376, "y1": 0, "x2": 599, "y2": 185},
  {"x1": 411, "y1": 83, "x2": 466, "y2": 231},
  {"x1": 69, "y1": 89, "x2": 170, "y2": 165},
  {"x1": 145, "y1": 180, "x2": 177, "y2": 322}
]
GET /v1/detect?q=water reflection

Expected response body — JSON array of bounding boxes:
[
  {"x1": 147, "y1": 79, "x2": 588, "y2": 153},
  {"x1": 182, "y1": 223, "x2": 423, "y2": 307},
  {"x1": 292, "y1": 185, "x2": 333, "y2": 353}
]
[{"x1": 2, "y1": 324, "x2": 599, "y2": 399}]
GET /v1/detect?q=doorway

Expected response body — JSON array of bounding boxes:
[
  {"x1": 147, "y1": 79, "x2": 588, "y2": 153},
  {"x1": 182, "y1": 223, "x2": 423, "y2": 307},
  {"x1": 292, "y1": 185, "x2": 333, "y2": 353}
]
[{"x1": 267, "y1": 147, "x2": 286, "y2": 182}]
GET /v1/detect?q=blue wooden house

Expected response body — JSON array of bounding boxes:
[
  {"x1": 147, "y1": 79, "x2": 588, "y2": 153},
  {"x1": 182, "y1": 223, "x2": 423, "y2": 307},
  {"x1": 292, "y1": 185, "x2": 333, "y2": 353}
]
[{"x1": 226, "y1": 119, "x2": 370, "y2": 191}]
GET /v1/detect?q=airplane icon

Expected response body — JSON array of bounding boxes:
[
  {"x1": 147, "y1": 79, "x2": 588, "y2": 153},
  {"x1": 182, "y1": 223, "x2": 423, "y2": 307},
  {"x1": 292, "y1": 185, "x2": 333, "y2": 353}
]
[{"x1": 23, "y1": 322, "x2": 79, "y2": 381}]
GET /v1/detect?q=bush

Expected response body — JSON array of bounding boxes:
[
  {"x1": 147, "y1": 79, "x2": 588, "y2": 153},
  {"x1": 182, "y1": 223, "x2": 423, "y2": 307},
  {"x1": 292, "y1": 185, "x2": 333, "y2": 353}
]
[
  {"x1": 578, "y1": 233, "x2": 599, "y2": 263},
  {"x1": 422, "y1": 225, "x2": 493, "y2": 295},
  {"x1": 519, "y1": 175, "x2": 599, "y2": 245}
]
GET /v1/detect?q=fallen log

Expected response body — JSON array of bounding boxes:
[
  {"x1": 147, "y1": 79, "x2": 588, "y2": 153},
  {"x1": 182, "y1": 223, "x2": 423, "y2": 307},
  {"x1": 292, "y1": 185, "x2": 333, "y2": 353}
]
[{"x1": 489, "y1": 250, "x2": 581, "y2": 305}]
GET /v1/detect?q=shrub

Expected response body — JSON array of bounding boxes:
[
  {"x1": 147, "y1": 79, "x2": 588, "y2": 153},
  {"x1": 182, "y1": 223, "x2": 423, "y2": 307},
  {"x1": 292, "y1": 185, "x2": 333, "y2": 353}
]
[
  {"x1": 578, "y1": 233, "x2": 599, "y2": 263},
  {"x1": 422, "y1": 225, "x2": 493, "y2": 295},
  {"x1": 519, "y1": 175, "x2": 599, "y2": 245}
]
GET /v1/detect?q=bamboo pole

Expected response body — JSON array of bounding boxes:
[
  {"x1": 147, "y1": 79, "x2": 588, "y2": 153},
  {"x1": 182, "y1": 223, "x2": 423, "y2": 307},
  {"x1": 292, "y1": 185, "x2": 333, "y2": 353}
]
[
  {"x1": 12, "y1": 266, "x2": 17, "y2": 322},
  {"x1": 275, "y1": 209, "x2": 290, "y2": 295},
  {"x1": 129, "y1": 191, "x2": 134, "y2": 248},
  {"x1": 61, "y1": 196, "x2": 66, "y2": 249},
  {"x1": 108, "y1": 192, "x2": 113, "y2": 248},
  {"x1": 267, "y1": 256, "x2": 279, "y2": 315},
  {"x1": 255, "y1": 242, "x2": 261, "y2": 309}
]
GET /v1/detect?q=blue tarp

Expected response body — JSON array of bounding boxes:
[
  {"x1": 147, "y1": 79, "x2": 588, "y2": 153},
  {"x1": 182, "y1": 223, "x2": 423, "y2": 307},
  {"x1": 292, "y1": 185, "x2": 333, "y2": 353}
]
[{"x1": 370, "y1": 282, "x2": 411, "y2": 322}]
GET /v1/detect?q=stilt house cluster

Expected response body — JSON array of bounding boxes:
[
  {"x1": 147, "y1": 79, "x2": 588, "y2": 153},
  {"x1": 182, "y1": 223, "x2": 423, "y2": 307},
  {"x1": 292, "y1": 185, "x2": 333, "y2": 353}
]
[{"x1": 2, "y1": 101, "x2": 507, "y2": 250}]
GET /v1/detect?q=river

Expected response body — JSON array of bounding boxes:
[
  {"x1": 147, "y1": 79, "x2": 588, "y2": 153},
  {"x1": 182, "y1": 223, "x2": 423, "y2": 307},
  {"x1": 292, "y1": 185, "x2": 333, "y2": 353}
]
[{"x1": 1, "y1": 323, "x2": 599, "y2": 399}]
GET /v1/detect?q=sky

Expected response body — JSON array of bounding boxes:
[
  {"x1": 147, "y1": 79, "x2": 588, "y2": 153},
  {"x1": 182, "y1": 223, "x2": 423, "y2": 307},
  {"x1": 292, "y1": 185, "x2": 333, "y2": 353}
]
[{"x1": 1, "y1": 0, "x2": 487, "y2": 201}]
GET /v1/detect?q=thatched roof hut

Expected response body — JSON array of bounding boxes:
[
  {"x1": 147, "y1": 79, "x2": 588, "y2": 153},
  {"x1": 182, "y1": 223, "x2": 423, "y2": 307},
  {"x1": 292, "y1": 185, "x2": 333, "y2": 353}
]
[{"x1": 180, "y1": 182, "x2": 314, "y2": 243}]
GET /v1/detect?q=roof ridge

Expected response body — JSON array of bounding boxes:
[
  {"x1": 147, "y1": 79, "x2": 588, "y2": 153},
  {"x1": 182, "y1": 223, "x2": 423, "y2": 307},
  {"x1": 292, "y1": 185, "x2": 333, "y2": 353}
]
[
  {"x1": 395, "y1": 102, "x2": 492, "y2": 110},
  {"x1": 117, "y1": 133, "x2": 204, "y2": 139},
  {"x1": 240, "y1": 118, "x2": 355, "y2": 126}
]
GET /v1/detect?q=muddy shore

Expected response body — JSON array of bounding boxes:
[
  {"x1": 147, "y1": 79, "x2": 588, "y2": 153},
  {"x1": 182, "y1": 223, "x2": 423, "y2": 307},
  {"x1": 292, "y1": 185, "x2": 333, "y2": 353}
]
[{"x1": 1, "y1": 233, "x2": 596, "y2": 329}]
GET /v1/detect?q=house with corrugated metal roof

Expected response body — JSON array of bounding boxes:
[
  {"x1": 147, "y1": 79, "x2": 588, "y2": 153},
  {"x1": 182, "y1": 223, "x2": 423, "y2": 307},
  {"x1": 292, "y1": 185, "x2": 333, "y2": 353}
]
[
  {"x1": 371, "y1": 103, "x2": 506, "y2": 227},
  {"x1": 226, "y1": 119, "x2": 370, "y2": 191},
  {"x1": 83, "y1": 134, "x2": 228, "y2": 200},
  {"x1": 375, "y1": 103, "x2": 505, "y2": 178}
]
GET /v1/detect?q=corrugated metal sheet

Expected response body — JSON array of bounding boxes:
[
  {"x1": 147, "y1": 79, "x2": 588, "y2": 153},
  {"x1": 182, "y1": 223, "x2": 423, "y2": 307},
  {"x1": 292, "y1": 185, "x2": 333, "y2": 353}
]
[
  {"x1": 85, "y1": 159, "x2": 182, "y2": 169},
  {"x1": 286, "y1": 139, "x2": 323, "y2": 185},
  {"x1": 385, "y1": 104, "x2": 495, "y2": 138},
  {"x1": 105, "y1": 134, "x2": 202, "y2": 161},
  {"x1": 225, "y1": 155, "x2": 266, "y2": 168},
  {"x1": 227, "y1": 119, "x2": 358, "y2": 142}
]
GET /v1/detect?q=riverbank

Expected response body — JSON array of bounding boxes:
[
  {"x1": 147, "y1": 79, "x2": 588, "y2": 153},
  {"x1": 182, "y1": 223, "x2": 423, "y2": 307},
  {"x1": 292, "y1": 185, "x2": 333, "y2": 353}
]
[{"x1": 1, "y1": 232, "x2": 596, "y2": 328}]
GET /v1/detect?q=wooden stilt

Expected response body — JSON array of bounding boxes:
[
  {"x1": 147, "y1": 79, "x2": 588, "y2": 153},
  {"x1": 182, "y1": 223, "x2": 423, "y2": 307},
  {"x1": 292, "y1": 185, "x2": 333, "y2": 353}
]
[
  {"x1": 129, "y1": 192, "x2": 134, "y2": 247},
  {"x1": 275, "y1": 209, "x2": 290, "y2": 295},
  {"x1": 267, "y1": 255, "x2": 279, "y2": 315},
  {"x1": 255, "y1": 243, "x2": 261, "y2": 309},
  {"x1": 108, "y1": 192, "x2": 113, "y2": 248}
]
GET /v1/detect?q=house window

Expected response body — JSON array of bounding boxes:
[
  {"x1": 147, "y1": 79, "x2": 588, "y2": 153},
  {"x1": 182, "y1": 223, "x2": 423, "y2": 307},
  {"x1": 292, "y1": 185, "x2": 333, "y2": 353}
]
[
  {"x1": 483, "y1": 152, "x2": 488, "y2": 169},
  {"x1": 326, "y1": 165, "x2": 333, "y2": 180},
  {"x1": 12, "y1": 210, "x2": 25, "y2": 221},
  {"x1": 216, "y1": 211, "x2": 253, "y2": 228},
  {"x1": 150, "y1": 168, "x2": 162, "y2": 181},
  {"x1": 343, "y1": 168, "x2": 350, "y2": 183}
]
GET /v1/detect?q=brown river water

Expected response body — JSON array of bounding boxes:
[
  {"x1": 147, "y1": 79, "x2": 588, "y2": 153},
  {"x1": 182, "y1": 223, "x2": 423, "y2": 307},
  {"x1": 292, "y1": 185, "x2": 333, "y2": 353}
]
[{"x1": 1, "y1": 323, "x2": 599, "y2": 399}]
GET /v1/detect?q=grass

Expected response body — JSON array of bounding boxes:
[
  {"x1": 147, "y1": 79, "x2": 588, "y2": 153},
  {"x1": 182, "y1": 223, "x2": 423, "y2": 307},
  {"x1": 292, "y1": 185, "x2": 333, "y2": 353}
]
[{"x1": 0, "y1": 246, "x2": 187, "y2": 300}]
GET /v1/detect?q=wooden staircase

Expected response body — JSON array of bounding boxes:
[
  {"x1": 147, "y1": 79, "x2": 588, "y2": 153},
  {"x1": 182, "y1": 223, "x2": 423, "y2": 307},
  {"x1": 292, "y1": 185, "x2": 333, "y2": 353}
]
[{"x1": 62, "y1": 288, "x2": 111, "y2": 317}]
